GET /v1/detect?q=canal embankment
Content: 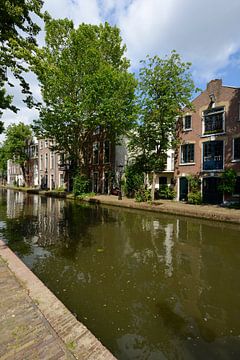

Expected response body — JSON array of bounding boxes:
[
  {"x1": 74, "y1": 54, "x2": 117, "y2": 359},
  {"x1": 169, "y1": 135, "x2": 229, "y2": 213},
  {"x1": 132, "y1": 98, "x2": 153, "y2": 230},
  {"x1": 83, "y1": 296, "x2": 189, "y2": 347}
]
[
  {"x1": 0, "y1": 240, "x2": 116, "y2": 360},
  {"x1": 83, "y1": 194, "x2": 240, "y2": 225},
  {"x1": 1, "y1": 185, "x2": 240, "y2": 224}
]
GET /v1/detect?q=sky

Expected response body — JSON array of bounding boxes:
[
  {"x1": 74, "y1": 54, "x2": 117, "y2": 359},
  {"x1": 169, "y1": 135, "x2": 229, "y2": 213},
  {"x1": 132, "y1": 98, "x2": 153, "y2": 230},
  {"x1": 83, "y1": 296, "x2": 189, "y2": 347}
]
[{"x1": 2, "y1": 0, "x2": 240, "y2": 137}]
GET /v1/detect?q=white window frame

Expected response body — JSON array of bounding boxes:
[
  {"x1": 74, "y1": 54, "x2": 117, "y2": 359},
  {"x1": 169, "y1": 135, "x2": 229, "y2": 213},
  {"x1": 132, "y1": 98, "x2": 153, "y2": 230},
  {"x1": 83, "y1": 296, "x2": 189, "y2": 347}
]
[
  {"x1": 183, "y1": 115, "x2": 192, "y2": 131},
  {"x1": 233, "y1": 137, "x2": 240, "y2": 161},
  {"x1": 45, "y1": 153, "x2": 48, "y2": 170},
  {"x1": 40, "y1": 155, "x2": 43, "y2": 171},
  {"x1": 202, "y1": 107, "x2": 225, "y2": 136},
  {"x1": 180, "y1": 143, "x2": 195, "y2": 165}
]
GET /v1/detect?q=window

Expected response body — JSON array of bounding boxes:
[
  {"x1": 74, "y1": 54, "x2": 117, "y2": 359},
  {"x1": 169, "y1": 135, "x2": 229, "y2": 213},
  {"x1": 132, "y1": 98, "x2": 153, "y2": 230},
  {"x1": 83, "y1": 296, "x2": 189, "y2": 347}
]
[
  {"x1": 180, "y1": 144, "x2": 194, "y2": 164},
  {"x1": 234, "y1": 176, "x2": 240, "y2": 195},
  {"x1": 45, "y1": 139, "x2": 48, "y2": 148},
  {"x1": 184, "y1": 115, "x2": 192, "y2": 130},
  {"x1": 93, "y1": 172, "x2": 98, "y2": 192},
  {"x1": 203, "y1": 140, "x2": 223, "y2": 170},
  {"x1": 203, "y1": 107, "x2": 224, "y2": 135},
  {"x1": 40, "y1": 141, "x2": 43, "y2": 150},
  {"x1": 104, "y1": 140, "x2": 110, "y2": 163},
  {"x1": 59, "y1": 173, "x2": 64, "y2": 187},
  {"x1": 93, "y1": 142, "x2": 99, "y2": 164},
  {"x1": 233, "y1": 138, "x2": 240, "y2": 160},
  {"x1": 51, "y1": 152, "x2": 54, "y2": 169},
  {"x1": 40, "y1": 155, "x2": 43, "y2": 171},
  {"x1": 45, "y1": 153, "x2": 48, "y2": 170},
  {"x1": 159, "y1": 177, "x2": 167, "y2": 188}
]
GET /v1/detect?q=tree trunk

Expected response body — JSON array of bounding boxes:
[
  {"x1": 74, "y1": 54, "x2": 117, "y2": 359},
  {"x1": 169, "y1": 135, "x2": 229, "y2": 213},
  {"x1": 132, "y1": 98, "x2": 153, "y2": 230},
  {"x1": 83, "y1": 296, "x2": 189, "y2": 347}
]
[
  {"x1": 151, "y1": 171, "x2": 156, "y2": 201},
  {"x1": 20, "y1": 164, "x2": 27, "y2": 186}
]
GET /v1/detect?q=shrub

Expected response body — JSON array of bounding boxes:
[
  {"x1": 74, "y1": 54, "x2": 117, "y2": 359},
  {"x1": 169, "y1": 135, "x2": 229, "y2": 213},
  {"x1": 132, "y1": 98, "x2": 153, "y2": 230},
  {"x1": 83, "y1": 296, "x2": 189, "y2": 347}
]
[
  {"x1": 187, "y1": 175, "x2": 201, "y2": 192},
  {"x1": 73, "y1": 175, "x2": 90, "y2": 197},
  {"x1": 218, "y1": 168, "x2": 237, "y2": 194},
  {"x1": 158, "y1": 185, "x2": 176, "y2": 199},
  {"x1": 135, "y1": 187, "x2": 151, "y2": 202},
  {"x1": 187, "y1": 191, "x2": 202, "y2": 205},
  {"x1": 123, "y1": 164, "x2": 144, "y2": 198},
  {"x1": 56, "y1": 185, "x2": 66, "y2": 192}
]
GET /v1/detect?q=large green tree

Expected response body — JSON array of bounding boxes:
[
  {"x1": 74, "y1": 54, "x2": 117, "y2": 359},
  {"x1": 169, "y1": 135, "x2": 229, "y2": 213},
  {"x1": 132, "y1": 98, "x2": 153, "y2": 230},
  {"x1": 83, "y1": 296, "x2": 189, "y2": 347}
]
[
  {"x1": 32, "y1": 19, "x2": 137, "y2": 176},
  {"x1": 4, "y1": 122, "x2": 33, "y2": 185},
  {"x1": 0, "y1": 143, "x2": 8, "y2": 182},
  {"x1": 0, "y1": 0, "x2": 43, "y2": 116},
  {"x1": 129, "y1": 51, "x2": 197, "y2": 200}
]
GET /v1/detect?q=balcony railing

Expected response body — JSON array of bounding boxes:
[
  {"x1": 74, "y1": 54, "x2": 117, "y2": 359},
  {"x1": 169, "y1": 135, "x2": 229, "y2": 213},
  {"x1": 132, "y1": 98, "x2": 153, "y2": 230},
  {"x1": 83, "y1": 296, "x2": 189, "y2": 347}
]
[{"x1": 203, "y1": 156, "x2": 223, "y2": 170}]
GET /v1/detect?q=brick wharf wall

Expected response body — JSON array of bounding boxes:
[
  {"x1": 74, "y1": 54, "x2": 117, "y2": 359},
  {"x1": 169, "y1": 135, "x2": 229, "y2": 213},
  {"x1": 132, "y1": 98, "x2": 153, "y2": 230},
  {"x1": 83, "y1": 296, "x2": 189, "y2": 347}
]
[{"x1": 175, "y1": 79, "x2": 240, "y2": 199}]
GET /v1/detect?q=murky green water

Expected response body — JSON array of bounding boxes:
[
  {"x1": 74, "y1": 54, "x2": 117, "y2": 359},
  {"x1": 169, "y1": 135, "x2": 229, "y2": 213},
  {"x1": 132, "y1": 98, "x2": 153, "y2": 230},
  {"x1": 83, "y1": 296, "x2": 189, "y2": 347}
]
[{"x1": 0, "y1": 189, "x2": 240, "y2": 359}]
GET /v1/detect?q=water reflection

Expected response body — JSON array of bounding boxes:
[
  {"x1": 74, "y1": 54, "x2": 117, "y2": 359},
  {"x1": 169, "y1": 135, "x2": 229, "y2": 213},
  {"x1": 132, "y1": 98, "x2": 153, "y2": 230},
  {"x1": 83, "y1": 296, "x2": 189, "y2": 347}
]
[{"x1": 0, "y1": 188, "x2": 240, "y2": 359}]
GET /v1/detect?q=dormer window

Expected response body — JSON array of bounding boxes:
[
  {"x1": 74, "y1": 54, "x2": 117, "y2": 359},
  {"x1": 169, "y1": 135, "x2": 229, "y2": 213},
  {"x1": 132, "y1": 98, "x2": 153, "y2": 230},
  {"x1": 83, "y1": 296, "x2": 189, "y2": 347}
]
[
  {"x1": 183, "y1": 115, "x2": 192, "y2": 131},
  {"x1": 203, "y1": 106, "x2": 224, "y2": 135}
]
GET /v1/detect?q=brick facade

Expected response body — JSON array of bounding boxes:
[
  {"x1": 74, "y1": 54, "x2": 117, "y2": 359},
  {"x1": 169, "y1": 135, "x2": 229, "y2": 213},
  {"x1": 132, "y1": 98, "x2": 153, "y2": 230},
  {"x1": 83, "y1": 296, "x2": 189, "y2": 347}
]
[{"x1": 175, "y1": 79, "x2": 240, "y2": 203}]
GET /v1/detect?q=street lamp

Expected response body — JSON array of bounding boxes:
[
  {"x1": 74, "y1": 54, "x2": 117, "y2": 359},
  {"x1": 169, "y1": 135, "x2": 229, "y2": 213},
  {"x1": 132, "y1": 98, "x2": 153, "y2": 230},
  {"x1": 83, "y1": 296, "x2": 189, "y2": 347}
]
[{"x1": 118, "y1": 164, "x2": 124, "y2": 200}]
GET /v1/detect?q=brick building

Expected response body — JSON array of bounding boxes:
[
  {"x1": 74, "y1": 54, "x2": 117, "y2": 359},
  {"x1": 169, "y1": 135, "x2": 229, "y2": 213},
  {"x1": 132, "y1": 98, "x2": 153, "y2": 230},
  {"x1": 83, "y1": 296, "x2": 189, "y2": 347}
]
[
  {"x1": 88, "y1": 130, "x2": 116, "y2": 194},
  {"x1": 175, "y1": 79, "x2": 240, "y2": 203}
]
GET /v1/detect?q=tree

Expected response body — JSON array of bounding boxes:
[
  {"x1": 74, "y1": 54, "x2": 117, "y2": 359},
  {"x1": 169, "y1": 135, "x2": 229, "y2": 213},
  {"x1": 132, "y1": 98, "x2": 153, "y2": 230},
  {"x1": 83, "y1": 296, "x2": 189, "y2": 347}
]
[
  {"x1": 32, "y1": 19, "x2": 137, "y2": 178},
  {"x1": 4, "y1": 122, "x2": 33, "y2": 185},
  {"x1": 129, "y1": 51, "x2": 197, "y2": 200},
  {"x1": 218, "y1": 168, "x2": 237, "y2": 196},
  {"x1": 0, "y1": 0, "x2": 43, "y2": 116},
  {"x1": 0, "y1": 143, "x2": 8, "y2": 183},
  {"x1": 0, "y1": 121, "x2": 4, "y2": 134}
]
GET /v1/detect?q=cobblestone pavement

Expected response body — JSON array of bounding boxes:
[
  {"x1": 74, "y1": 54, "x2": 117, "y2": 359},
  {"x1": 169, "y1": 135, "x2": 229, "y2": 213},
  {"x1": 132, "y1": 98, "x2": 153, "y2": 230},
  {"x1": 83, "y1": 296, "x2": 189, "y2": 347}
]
[
  {"x1": 84, "y1": 195, "x2": 240, "y2": 224},
  {"x1": 0, "y1": 244, "x2": 116, "y2": 360},
  {"x1": 0, "y1": 256, "x2": 75, "y2": 360}
]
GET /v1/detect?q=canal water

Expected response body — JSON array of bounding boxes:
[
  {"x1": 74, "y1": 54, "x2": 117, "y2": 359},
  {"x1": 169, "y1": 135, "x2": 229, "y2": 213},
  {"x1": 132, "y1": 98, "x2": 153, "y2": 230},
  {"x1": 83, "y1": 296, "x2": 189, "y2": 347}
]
[{"x1": 0, "y1": 189, "x2": 240, "y2": 359}]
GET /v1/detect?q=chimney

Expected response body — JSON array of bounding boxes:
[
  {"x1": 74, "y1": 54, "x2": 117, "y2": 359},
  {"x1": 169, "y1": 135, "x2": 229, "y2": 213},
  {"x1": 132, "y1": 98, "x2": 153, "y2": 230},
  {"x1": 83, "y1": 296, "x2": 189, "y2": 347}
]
[{"x1": 206, "y1": 79, "x2": 222, "y2": 101}]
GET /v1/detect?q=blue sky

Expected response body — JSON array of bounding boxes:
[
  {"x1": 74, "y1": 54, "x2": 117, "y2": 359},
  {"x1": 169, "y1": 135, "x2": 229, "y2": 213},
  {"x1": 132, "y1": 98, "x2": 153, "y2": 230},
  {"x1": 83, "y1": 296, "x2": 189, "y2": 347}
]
[{"x1": 2, "y1": 0, "x2": 240, "y2": 133}]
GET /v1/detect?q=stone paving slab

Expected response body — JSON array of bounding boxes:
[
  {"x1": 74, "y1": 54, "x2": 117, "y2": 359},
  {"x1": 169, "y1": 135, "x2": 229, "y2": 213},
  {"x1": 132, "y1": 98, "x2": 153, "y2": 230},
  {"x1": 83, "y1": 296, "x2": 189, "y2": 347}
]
[
  {"x1": 0, "y1": 256, "x2": 75, "y2": 360},
  {"x1": 0, "y1": 241, "x2": 116, "y2": 360}
]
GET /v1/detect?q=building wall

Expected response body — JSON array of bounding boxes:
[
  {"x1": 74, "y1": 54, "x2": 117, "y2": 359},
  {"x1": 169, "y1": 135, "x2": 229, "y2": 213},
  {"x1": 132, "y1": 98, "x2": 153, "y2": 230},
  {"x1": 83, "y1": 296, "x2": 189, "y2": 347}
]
[
  {"x1": 7, "y1": 160, "x2": 24, "y2": 186},
  {"x1": 175, "y1": 79, "x2": 240, "y2": 203},
  {"x1": 38, "y1": 139, "x2": 65, "y2": 190},
  {"x1": 88, "y1": 134, "x2": 116, "y2": 194}
]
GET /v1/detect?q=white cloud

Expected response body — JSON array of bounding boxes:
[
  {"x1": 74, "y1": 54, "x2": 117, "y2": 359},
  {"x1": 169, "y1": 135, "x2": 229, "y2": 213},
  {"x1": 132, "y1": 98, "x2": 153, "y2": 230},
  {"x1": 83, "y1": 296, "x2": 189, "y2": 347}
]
[
  {"x1": 117, "y1": 0, "x2": 240, "y2": 80},
  {"x1": 43, "y1": 0, "x2": 101, "y2": 25},
  {"x1": 2, "y1": 0, "x2": 240, "y2": 131}
]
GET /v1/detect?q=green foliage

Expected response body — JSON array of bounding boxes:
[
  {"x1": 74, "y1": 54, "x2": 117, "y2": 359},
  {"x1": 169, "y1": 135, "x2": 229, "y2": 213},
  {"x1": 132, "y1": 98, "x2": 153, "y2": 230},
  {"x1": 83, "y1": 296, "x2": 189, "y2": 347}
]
[
  {"x1": 187, "y1": 191, "x2": 202, "y2": 205},
  {"x1": 4, "y1": 123, "x2": 32, "y2": 162},
  {"x1": 158, "y1": 185, "x2": 176, "y2": 199},
  {"x1": 0, "y1": 143, "x2": 8, "y2": 176},
  {"x1": 3, "y1": 123, "x2": 32, "y2": 184},
  {"x1": 73, "y1": 175, "x2": 90, "y2": 197},
  {"x1": 76, "y1": 192, "x2": 95, "y2": 200},
  {"x1": 187, "y1": 175, "x2": 201, "y2": 192},
  {"x1": 0, "y1": 0, "x2": 43, "y2": 115},
  {"x1": 187, "y1": 175, "x2": 202, "y2": 204},
  {"x1": 129, "y1": 51, "x2": 197, "y2": 174},
  {"x1": 123, "y1": 163, "x2": 144, "y2": 197},
  {"x1": 135, "y1": 187, "x2": 151, "y2": 203},
  {"x1": 218, "y1": 169, "x2": 237, "y2": 194},
  {"x1": 33, "y1": 19, "x2": 137, "y2": 175},
  {"x1": 56, "y1": 186, "x2": 66, "y2": 192}
]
